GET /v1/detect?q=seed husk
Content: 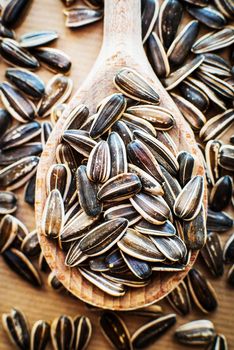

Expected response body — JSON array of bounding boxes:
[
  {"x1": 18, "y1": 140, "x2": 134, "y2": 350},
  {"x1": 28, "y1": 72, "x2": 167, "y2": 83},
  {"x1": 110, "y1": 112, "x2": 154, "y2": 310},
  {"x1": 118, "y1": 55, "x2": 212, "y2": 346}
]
[
  {"x1": 0, "y1": 156, "x2": 39, "y2": 190},
  {"x1": 51, "y1": 315, "x2": 74, "y2": 350},
  {"x1": 205, "y1": 139, "x2": 222, "y2": 186},
  {"x1": 162, "y1": 55, "x2": 204, "y2": 90},
  {"x1": 160, "y1": 166, "x2": 181, "y2": 210},
  {"x1": 64, "y1": 7, "x2": 103, "y2": 28},
  {"x1": 122, "y1": 112, "x2": 157, "y2": 136},
  {"x1": 65, "y1": 241, "x2": 88, "y2": 266},
  {"x1": 218, "y1": 144, "x2": 234, "y2": 171},
  {"x1": 111, "y1": 120, "x2": 133, "y2": 146},
  {"x1": 37, "y1": 74, "x2": 73, "y2": 118},
  {"x1": 214, "y1": 0, "x2": 234, "y2": 19},
  {"x1": 183, "y1": 204, "x2": 207, "y2": 250},
  {"x1": 30, "y1": 320, "x2": 50, "y2": 350},
  {"x1": 121, "y1": 250, "x2": 152, "y2": 280},
  {"x1": 41, "y1": 121, "x2": 52, "y2": 147},
  {"x1": 174, "y1": 319, "x2": 216, "y2": 345},
  {"x1": 200, "y1": 232, "x2": 224, "y2": 277},
  {"x1": 186, "y1": 5, "x2": 226, "y2": 29},
  {"x1": 203, "y1": 53, "x2": 232, "y2": 75},
  {"x1": 73, "y1": 315, "x2": 92, "y2": 350},
  {"x1": 1, "y1": 0, "x2": 31, "y2": 28},
  {"x1": 0, "y1": 38, "x2": 39, "y2": 69},
  {"x1": 63, "y1": 130, "x2": 97, "y2": 157},
  {"x1": 0, "y1": 82, "x2": 36, "y2": 123},
  {"x1": 86, "y1": 140, "x2": 111, "y2": 183},
  {"x1": 174, "y1": 175, "x2": 204, "y2": 221},
  {"x1": 207, "y1": 334, "x2": 228, "y2": 350},
  {"x1": 0, "y1": 22, "x2": 15, "y2": 39},
  {"x1": 2, "y1": 248, "x2": 42, "y2": 286},
  {"x1": 141, "y1": 0, "x2": 159, "y2": 44},
  {"x1": 47, "y1": 272, "x2": 64, "y2": 291},
  {"x1": 105, "y1": 248, "x2": 128, "y2": 273},
  {"x1": 135, "y1": 219, "x2": 176, "y2": 236},
  {"x1": 100, "y1": 312, "x2": 132, "y2": 350},
  {"x1": 227, "y1": 264, "x2": 234, "y2": 286},
  {"x1": 158, "y1": 0, "x2": 183, "y2": 49},
  {"x1": 135, "y1": 129, "x2": 179, "y2": 176},
  {"x1": 78, "y1": 267, "x2": 126, "y2": 297},
  {"x1": 127, "y1": 139, "x2": 163, "y2": 183},
  {"x1": 62, "y1": 104, "x2": 89, "y2": 131},
  {"x1": 167, "y1": 20, "x2": 199, "y2": 67},
  {"x1": 178, "y1": 151, "x2": 196, "y2": 186},
  {"x1": 0, "y1": 214, "x2": 18, "y2": 253},
  {"x1": 179, "y1": 79, "x2": 209, "y2": 112},
  {"x1": 107, "y1": 131, "x2": 128, "y2": 177},
  {"x1": 151, "y1": 234, "x2": 187, "y2": 262},
  {"x1": 187, "y1": 268, "x2": 218, "y2": 313},
  {"x1": 89, "y1": 254, "x2": 109, "y2": 272},
  {"x1": 114, "y1": 67, "x2": 160, "y2": 104},
  {"x1": 127, "y1": 104, "x2": 174, "y2": 130},
  {"x1": 46, "y1": 163, "x2": 71, "y2": 200},
  {"x1": 147, "y1": 32, "x2": 170, "y2": 78},
  {"x1": 157, "y1": 131, "x2": 178, "y2": 156},
  {"x1": 210, "y1": 175, "x2": 233, "y2": 211},
  {"x1": 0, "y1": 108, "x2": 12, "y2": 139},
  {"x1": 223, "y1": 233, "x2": 234, "y2": 264},
  {"x1": 0, "y1": 142, "x2": 42, "y2": 166},
  {"x1": 0, "y1": 192, "x2": 17, "y2": 215},
  {"x1": 21, "y1": 229, "x2": 40, "y2": 257},
  {"x1": 131, "y1": 314, "x2": 177, "y2": 349},
  {"x1": 171, "y1": 92, "x2": 206, "y2": 131},
  {"x1": 19, "y1": 30, "x2": 58, "y2": 48},
  {"x1": 32, "y1": 47, "x2": 72, "y2": 74},
  {"x1": 118, "y1": 228, "x2": 165, "y2": 262},
  {"x1": 196, "y1": 71, "x2": 234, "y2": 100},
  {"x1": 41, "y1": 189, "x2": 65, "y2": 239},
  {"x1": 207, "y1": 208, "x2": 233, "y2": 232},
  {"x1": 79, "y1": 218, "x2": 128, "y2": 257},
  {"x1": 104, "y1": 203, "x2": 141, "y2": 226},
  {"x1": 102, "y1": 272, "x2": 150, "y2": 288},
  {"x1": 24, "y1": 173, "x2": 36, "y2": 206},
  {"x1": 2, "y1": 308, "x2": 30, "y2": 350},
  {"x1": 167, "y1": 281, "x2": 191, "y2": 316},
  {"x1": 5, "y1": 68, "x2": 45, "y2": 99},
  {"x1": 51, "y1": 103, "x2": 67, "y2": 125},
  {"x1": 0, "y1": 121, "x2": 41, "y2": 151},
  {"x1": 192, "y1": 26, "x2": 234, "y2": 53}
]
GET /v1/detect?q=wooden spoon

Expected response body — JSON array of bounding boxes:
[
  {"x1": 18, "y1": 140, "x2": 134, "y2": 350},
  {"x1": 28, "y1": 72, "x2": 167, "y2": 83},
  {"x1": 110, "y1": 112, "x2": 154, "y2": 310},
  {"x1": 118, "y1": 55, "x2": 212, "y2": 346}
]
[{"x1": 35, "y1": 0, "x2": 206, "y2": 310}]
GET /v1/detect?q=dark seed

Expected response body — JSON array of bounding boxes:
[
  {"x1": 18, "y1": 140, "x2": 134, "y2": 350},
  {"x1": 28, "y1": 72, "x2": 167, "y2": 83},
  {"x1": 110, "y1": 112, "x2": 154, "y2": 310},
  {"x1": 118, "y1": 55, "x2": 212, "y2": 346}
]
[
  {"x1": 223, "y1": 234, "x2": 234, "y2": 264},
  {"x1": 73, "y1": 315, "x2": 92, "y2": 350},
  {"x1": 0, "y1": 192, "x2": 17, "y2": 215},
  {"x1": 32, "y1": 47, "x2": 72, "y2": 74},
  {"x1": 1, "y1": 0, "x2": 31, "y2": 28},
  {"x1": 186, "y1": 5, "x2": 227, "y2": 29},
  {"x1": 210, "y1": 176, "x2": 233, "y2": 211},
  {"x1": 207, "y1": 209, "x2": 233, "y2": 232},
  {"x1": 200, "y1": 232, "x2": 224, "y2": 277},
  {"x1": 64, "y1": 7, "x2": 103, "y2": 28},
  {"x1": 167, "y1": 281, "x2": 191, "y2": 316},
  {"x1": 51, "y1": 315, "x2": 74, "y2": 350},
  {"x1": 24, "y1": 173, "x2": 36, "y2": 206},
  {"x1": 0, "y1": 109, "x2": 12, "y2": 140},
  {"x1": 30, "y1": 320, "x2": 50, "y2": 350}
]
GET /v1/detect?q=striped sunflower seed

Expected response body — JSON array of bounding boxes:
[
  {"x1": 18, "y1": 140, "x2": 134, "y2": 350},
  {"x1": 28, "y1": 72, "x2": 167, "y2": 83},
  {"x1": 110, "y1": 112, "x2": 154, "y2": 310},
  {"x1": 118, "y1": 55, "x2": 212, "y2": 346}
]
[
  {"x1": 177, "y1": 151, "x2": 196, "y2": 186},
  {"x1": 2, "y1": 308, "x2": 30, "y2": 350},
  {"x1": 0, "y1": 108, "x2": 12, "y2": 139},
  {"x1": 24, "y1": 174, "x2": 36, "y2": 206},
  {"x1": 47, "y1": 272, "x2": 64, "y2": 291},
  {"x1": 167, "y1": 20, "x2": 199, "y2": 67},
  {"x1": 210, "y1": 175, "x2": 232, "y2": 211},
  {"x1": 167, "y1": 281, "x2": 191, "y2": 316},
  {"x1": 121, "y1": 251, "x2": 152, "y2": 280},
  {"x1": 175, "y1": 320, "x2": 216, "y2": 345},
  {"x1": 0, "y1": 214, "x2": 18, "y2": 253},
  {"x1": 100, "y1": 312, "x2": 132, "y2": 350},
  {"x1": 200, "y1": 232, "x2": 224, "y2": 277},
  {"x1": 160, "y1": 166, "x2": 181, "y2": 210},
  {"x1": 0, "y1": 82, "x2": 36, "y2": 123},
  {"x1": 107, "y1": 131, "x2": 127, "y2": 177},
  {"x1": 32, "y1": 47, "x2": 72, "y2": 74},
  {"x1": 186, "y1": 5, "x2": 226, "y2": 29},
  {"x1": 51, "y1": 103, "x2": 67, "y2": 125},
  {"x1": 62, "y1": 104, "x2": 89, "y2": 131},
  {"x1": 122, "y1": 112, "x2": 156, "y2": 136},
  {"x1": 179, "y1": 79, "x2": 209, "y2": 112},
  {"x1": 5, "y1": 68, "x2": 45, "y2": 99},
  {"x1": 223, "y1": 233, "x2": 234, "y2": 264},
  {"x1": 0, "y1": 192, "x2": 17, "y2": 214},
  {"x1": 41, "y1": 189, "x2": 65, "y2": 239},
  {"x1": 218, "y1": 144, "x2": 234, "y2": 171},
  {"x1": 104, "y1": 204, "x2": 141, "y2": 226},
  {"x1": 63, "y1": 130, "x2": 97, "y2": 157},
  {"x1": 147, "y1": 32, "x2": 170, "y2": 78},
  {"x1": 141, "y1": 0, "x2": 159, "y2": 44},
  {"x1": 64, "y1": 7, "x2": 103, "y2": 28},
  {"x1": 131, "y1": 314, "x2": 177, "y2": 349},
  {"x1": 183, "y1": 204, "x2": 207, "y2": 250},
  {"x1": 73, "y1": 315, "x2": 92, "y2": 350},
  {"x1": 207, "y1": 334, "x2": 228, "y2": 350},
  {"x1": 117, "y1": 228, "x2": 165, "y2": 262},
  {"x1": 202, "y1": 53, "x2": 231, "y2": 75},
  {"x1": 151, "y1": 235, "x2": 187, "y2": 262},
  {"x1": 86, "y1": 140, "x2": 111, "y2": 183},
  {"x1": 105, "y1": 248, "x2": 126, "y2": 273},
  {"x1": 214, "y1": 0, "x2": 234, "y2": 19},
  {"x1": 30, "y1": 320, "x2": 50, "y2": 350},
  {"x1": 46, "y1": 163, "x2": 72, "y2": 200},
  {"x1": 102, "y1": 272, "x2": 151, "y2": 288},
  {"x1": 0, "y1": 156, "x2": 39, "y2": 190},
  {"x1": 187, "y1": 268, "x2": 218, "y2": 313},
  {"x1": 37, "y1": 74, "x2": 73, "y2": 118},
  {"x1": 134, "y1": 219, "x2": 176, "y2": 236},
  {"x1": 41, "y1": 121, "x2": 52, "y2": 147},
  {"x1": 173, "y1": 175, "x2": 204, "y2": 221},
  {"x1": 157, "y1": 131, "x2": 178, "y2": 156},
  {"x1": 113, "y1": 67, "x2": 160, "y2": 104},
  {"x1": 205, "y1": 139, "x2": 222, "y2": 186},
  {"x1": 51, "y1": 315, "x2": 74, "y2": 350},
  {"x1": 111, "y1": 120, "x2": 133, "y2": 146},
  {"x1": 207, "y1": 208, "x2": 233, "y2": 232},
  {"x1": 21, "y1": 229, "x2": 40, "y2": 257},
  {"x1": 19, "y1": 30, "x2": 58, "y2": 48},
  {"x1": 1, "y1": 0, "x2": 30, "y2": 28},
  {"x1": 2, "y1": 248, "x2": 42, "y2": 286}
]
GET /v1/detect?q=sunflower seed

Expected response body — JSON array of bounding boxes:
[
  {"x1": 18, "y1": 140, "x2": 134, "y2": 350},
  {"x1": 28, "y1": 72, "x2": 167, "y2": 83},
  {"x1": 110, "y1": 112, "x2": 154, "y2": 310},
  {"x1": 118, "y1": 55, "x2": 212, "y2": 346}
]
[
  {"x1": 207, "y1": 334, "x2": 228, "y2": 350},
  {"x1": 175, "y1": 320, "x2": 216, "y2": 345},
  {"x1": 64, "y1": 7, "x2": 103, "y2": 28},
  {"x1": 105, "y1": 249, "x2": 127, "y2": 274},
  {"x1": 78, "y1": 267, "x2": 126, "y2": 297},
  {"x1": 51, "y1": 315, "x2": 74, "y2": 350},
  {"x1": 0, "y1": 121, "x2": 41, "y2": 151},
  {"x1": 126, "y1": 304, "x2": 163, "y2": 318},
  {"x1": 142, "y1": 0, "x2": 159, "y2": 44},
  {"x1": 223, "y1": 233, "x2": 234, "y2": 264},
  {"x1": 107, "y1": 131, "x2": 128, "y2": 177},
  {"x1": 19, "y1": 30, "x2": 58, "y2": 48},
  {"x1": 0, "y1": 192, "x2": 17, "y2": 214},
  {"x1": 167, "y1": 20, "x2": 199, "y2": 66},
  {"x1": 207, "y1": 208, "x2": 233, "y2": 232},
  {"x1": 47, "y1": 163, "x2": 72, "y2": 200},
  {"x1": 0, "y1": 82, "x2": 36, "y2": 123},
  {"x1": 2, "y1": 248, "x2": 42, "y2": 286},
  {"x1": 0, "y1": 22, "x2": 15, "y2": 39},
  {"x1": 214, "y1": 0, "x2": 234, "y2": 19},
  {"x1": 89, "y1": 255, "x2": 109, "y2": 272},
  {"x1": 30, "y1": 320, "x2": 50, "y2": 350},
  {"x1": 79, "y1": 218, "x2": 128, "y2": 256},
  {"x1": 192, "y1": 26, "x2": 234, "y2": 53},
  {"x1": 86, "y1": 140, "x2": 110, "y2": 183},
  {"x1": 0, "y1": 142, "x2": 42, "y2": 166},
  {"x1": 0, "y1": 156, "x2": 39, "y2": 190},
  {"x1": 174, "y1": 175, "x2": 204, "y2": 221},
  {"x1": 160, "y1": 166, "x2": 181, "y2": 210},
  {"x1": 118, "y1": 228, "x2": 165, "y2": 262},
  {"x1": 24, "y1": 173, "x2": 36, "y2": 206},
  {"x1": 122, "y1": 112, "x2": 157, "y2": 136},
  {"x1": 147, "y1": 32, "x2": 170, "y2": 78},
  {"x1": 102, "y1": 272, "x2": 150, "y2": 288},
  {"x1": 104, "y1": 203, "x2": 141, "y2": 226},
  {"x1": 41, "y1": 189, "x2": 65, "y2": 239},
  {"x1": 205, "y1": 139, "x2": 222, "y2": 185},
  {"x1": 131, "y1": 314, "x2": 176, "y2": 349},
  {"x1": 0, "y1": 38, "x2": 39, "y2": 69},
  {"x1": 178, "y1": 151, "x2": 196, "y2": 186},
  {"x1": 62, "y1": 104, "x2": 89, "y2": 131},
  {"x1": 63, "y1": 130, "x2": 97, "y2": 157},
  {"x1": 210, "y1": 176, "x2": 232, "y2": 211},
  {"x1": 37, "y1": 74, "x2": 73, "y2": 118},
  {"x1": 1, "y1": 0, "x2": 30, "y2": 28},
  {"x1": 32, "y1": 47, "x2": 72, "y2": 74},
  {"x1": 218, "y1": 144, "x2": 234, "y2": 171},
  {"x1": 163, "y1": 55, "x2": 204, "y2": 90},
  {"x1": 48, "y1": 271, "x2": 64, "y2": 291},
  {"x1": 127, "y1": 104, "x2": 174, "y2": 130},
  {"x1": 187, "y1": 268, "x2": 218, "y2": 313},
  {"x1": 13, "y1": 217, "x2": 28, "y2": 246},
  {"x1": 121, "y1": 251, "x2": 152, "y2": 280},
  {"x1": 200, "y1": 232, "x2": 224, "y2": 277},
  {"x1": 114, "y1": 67, "x2": 160, "y2": 104},
  {"x1": 186, "y1": 5, "x2": 226, "y2": 29},
  {"x1": 65, "y1": 240, "x2": 87, "y2": 266},
  {"x1": 183, "y1": 204, "x2": 207, "y2": 250},
  {"x1": 0, "y1": 214, "x2": 18, "y2": 253},
  {"x1": 135, "y1": 219, "x2": 176, "y2": 236},
  {"x1": 0, "y1": 109, "x2": 12, "y2": 140},
  {"x1": 157, "y1": 131, "x2": 178, "y2": 156},
  {"x1": 2, "y1": 308, "x2": 30, "y2": 350},
  {"x1": 227, "y1": 264, "x2": 234, "y2": 286},
  {"x1": 196, "y1": 71, "x2": 234, "y2": 99},
  {"x1": 167, "y1": 281, "x2": 191, "y2": 316},
  {"x1": 179, "y1": 79, "x2": 209, "y2": 112},
  {"x1": 5, "y1": 68, "x2": 45, "y2": 99},
  {"x1": 73, "y1": 315, "x2": 92, "y2": 350},
  {"x1": 135, "y1": 130, "x2": 180, "y2": 177},
  {"x1": 158, "y1": 0, "x2": 183, "y2": 49},
  {"x1": 21, "y1": 229, "x2": 40, "y2": 257},
  {"x1": 51, "y1": 103, "x2": 66, "y2": 125},
  {"x1": 111, "y1": 120, "x2": 133, "y2": 146},
  {"x1": 151, "y1": 234, "x2": 187, "y2": 261},
  {"x1": 41, "y1": 121, "x2": 52, "y2": 147}
]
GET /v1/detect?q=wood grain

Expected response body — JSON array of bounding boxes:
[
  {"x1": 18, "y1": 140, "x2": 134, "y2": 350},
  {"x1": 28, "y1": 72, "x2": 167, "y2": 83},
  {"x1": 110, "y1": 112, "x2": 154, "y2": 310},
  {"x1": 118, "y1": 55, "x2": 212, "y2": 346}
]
[{"x1": 0, "y1": 0, "x2": 233, "y2": 349}]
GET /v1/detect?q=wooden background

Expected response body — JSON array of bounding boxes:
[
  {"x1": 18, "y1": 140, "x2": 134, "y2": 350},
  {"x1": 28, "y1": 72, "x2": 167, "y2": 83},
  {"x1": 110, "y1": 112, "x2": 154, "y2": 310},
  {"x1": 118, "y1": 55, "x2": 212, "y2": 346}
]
[{"x1": 0, "y1": 0, "x2": 233, "y2": 349}]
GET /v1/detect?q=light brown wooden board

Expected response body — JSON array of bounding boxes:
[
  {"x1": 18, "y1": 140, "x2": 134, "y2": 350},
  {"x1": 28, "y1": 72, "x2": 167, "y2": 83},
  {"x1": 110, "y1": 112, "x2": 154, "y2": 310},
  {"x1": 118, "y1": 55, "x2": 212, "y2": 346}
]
[{"x1": 0, "y1": 0, "x2": 233, "y2": 349}]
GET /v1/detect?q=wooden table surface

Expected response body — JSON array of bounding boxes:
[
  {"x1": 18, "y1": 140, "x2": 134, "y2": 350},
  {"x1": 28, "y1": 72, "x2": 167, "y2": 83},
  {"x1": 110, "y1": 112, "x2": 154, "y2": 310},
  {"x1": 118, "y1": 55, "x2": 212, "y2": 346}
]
[{"x1": 0, "y1": 1, "x2": 233, "y2": 349}]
